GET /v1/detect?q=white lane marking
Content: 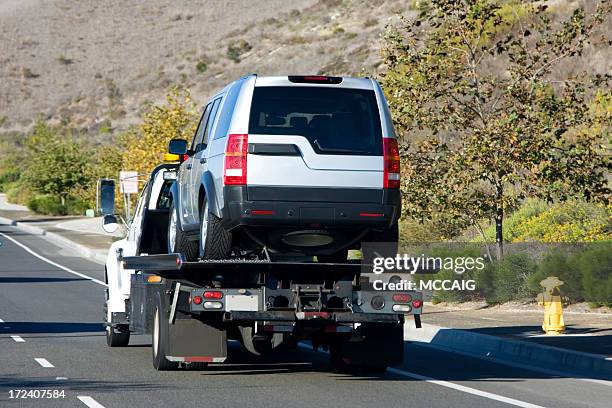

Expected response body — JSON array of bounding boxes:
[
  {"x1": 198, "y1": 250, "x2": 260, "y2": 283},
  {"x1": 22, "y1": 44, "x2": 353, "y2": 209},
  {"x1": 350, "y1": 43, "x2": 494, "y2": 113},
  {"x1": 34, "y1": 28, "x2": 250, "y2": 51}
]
[
  {"x1": 297, "y1": 343, "x2": 547, "y2": 408},
  {"x1": 386, "y1": 368, "x2": 547, "y2": 408},
  {"x1": 77, "y1": 396, "x2": 106, "y2": 408},
  {"x1": 10, "y1": 335, "x2": 25, "y2": 342},
  {"x1": 56, "y1": 377, "x2": 68, "y2": 380},
  {"x1": 34, "y1": 358, "x2": 54, "y2": 368},
  {"x1": 0, "y1": 232, "x2": 106, "y2": 286}
]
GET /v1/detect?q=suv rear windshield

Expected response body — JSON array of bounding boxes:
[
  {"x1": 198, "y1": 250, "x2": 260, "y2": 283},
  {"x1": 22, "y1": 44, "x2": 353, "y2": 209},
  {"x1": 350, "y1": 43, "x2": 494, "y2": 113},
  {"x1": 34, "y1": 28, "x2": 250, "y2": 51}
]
[{"x1": 248, "y1": 86, "x2": 383, "y2": 156}]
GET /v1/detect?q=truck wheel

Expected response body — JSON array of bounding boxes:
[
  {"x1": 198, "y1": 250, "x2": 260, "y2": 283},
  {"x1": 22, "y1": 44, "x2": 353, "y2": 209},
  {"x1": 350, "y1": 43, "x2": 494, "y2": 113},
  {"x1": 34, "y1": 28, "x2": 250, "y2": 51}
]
[
  {"x1": 152, "y1": 294, "x2": 179, "y2": 371},
  {"x1": 167, "y1": 201, "x2": 198, "y2": 261},
  {"x1": 106, "y1": 325, "x2": 130, "y2": 347},
  {"x1": 199, "y1": 199, "x2": 232, "y2": 259}
]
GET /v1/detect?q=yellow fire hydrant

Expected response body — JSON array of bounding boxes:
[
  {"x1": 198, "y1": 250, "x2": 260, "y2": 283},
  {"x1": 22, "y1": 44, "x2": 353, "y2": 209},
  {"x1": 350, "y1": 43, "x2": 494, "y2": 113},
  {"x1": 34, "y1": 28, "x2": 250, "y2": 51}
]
[{"x1": 536, "y1": 276, "x2": 565, "y2": 335}]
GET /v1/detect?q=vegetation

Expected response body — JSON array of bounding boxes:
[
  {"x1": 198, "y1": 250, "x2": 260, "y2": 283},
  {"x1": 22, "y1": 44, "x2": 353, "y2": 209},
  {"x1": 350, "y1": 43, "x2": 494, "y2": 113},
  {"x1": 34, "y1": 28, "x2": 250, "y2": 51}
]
[
  {"x1": 381, "y1": 0, "x2": 611, "y2": 260},
  {"x1": 226, "y1": 39, "x2": 252, "y2": 63}
]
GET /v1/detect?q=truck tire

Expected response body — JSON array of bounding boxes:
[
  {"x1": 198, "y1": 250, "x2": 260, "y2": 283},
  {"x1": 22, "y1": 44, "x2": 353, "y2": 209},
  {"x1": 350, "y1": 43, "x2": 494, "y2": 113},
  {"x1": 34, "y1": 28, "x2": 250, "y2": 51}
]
[
  {"x1": 106, "y1": 325, "x2": 130, "y2": 347},
  {"x1": 199, "y1": 198, "x2": 232, "y2": 259},
  {"x1": 152, "y1": 294, "x2": 179, "y2": 371},
  {"x1": 167, "y1": 201, "x2": 198, "y2": 261}
]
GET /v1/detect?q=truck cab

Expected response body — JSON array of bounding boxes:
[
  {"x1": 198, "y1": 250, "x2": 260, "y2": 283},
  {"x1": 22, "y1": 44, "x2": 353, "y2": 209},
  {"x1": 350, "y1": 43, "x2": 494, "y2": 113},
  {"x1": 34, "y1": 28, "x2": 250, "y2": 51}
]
[{"x1": 103, "y1": 164, "x2": 178, "y2": 346}]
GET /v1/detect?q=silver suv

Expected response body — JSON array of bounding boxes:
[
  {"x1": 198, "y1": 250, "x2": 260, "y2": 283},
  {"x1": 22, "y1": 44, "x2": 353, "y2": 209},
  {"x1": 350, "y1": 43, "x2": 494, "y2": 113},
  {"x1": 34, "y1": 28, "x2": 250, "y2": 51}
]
[{"x1": 167, "y1": 75, "x2": 401, "y2": 261}]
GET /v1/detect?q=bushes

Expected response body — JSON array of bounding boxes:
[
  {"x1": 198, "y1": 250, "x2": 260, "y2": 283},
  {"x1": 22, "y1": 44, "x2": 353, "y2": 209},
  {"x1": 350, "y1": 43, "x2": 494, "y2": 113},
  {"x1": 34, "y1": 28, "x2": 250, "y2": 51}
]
[
  {"x1": 480, "y1": 253, "x2": 538, "y2": 304},
  {"x1": 26, "y1": 194, "x2": 89, "y2": 216},
  {"x1": 577, "y1": 245, "x2": 611, "y2": 307},
  {"x1": 479, "y1": 199, "x2": 611, "y2": 242},
  {"x1": 421, "y1": 244, "x2": 610, "y2": 305},
  {"x1": 27, "y1": 195, "x2": 65, "y2": 215}
]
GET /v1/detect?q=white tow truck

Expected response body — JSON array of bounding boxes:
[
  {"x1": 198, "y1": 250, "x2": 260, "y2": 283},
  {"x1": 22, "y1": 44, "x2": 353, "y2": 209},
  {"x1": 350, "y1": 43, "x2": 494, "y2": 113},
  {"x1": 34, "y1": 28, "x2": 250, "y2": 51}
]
[{"x1": 100, "y1": 162, "x2": 422, "y2": 372}]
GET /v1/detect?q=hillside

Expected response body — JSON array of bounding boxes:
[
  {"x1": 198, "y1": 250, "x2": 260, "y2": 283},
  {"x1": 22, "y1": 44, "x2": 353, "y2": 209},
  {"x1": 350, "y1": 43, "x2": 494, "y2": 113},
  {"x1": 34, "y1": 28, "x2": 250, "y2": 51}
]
[
  {"x1": 0, "y1": 0, "x2": 406, "y2": 137},
  {"x1": 0, "y1": 0, "x2": 609, "y2": 139}
]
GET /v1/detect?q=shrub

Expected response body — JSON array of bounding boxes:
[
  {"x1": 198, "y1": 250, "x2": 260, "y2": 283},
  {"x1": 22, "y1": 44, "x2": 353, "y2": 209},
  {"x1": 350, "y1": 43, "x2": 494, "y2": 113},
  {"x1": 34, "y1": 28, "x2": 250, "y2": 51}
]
[
  {"x1": 578, "y1": 244, "x2": 612, "y2": 307},
  {"x1": 528, "y1": 249, "x2": 583, "y2": 302},
  {"x1": 28, "y1": 195, "x2": 65, "y2": 215},
  {"x1": 479, "y1": 199, "x2": 611, "y2": 243},
  {"x1": 482, "y1": 253, "x2": 537, "y2": 304},
  {"x1": 195, "y1": 60, "x2": 207, "y2": 73},
  {"x1": 226, "y1": 40, "x2": 252, "y2": 63},
  {"x1": 0, "y1": 168, "x2": 20, "y2": 192}
]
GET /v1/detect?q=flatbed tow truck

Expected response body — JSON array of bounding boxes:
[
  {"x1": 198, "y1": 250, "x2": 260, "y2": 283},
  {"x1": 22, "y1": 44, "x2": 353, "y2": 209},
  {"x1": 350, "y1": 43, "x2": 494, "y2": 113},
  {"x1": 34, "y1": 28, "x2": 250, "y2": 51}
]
[{"x1": 100, "y1": 162, "x2": 422, "y2": 372}]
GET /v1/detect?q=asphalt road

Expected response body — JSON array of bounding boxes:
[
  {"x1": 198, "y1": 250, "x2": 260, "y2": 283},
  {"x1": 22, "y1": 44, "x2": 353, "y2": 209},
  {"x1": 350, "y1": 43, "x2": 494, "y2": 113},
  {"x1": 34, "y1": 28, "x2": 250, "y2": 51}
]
[{"x1": 0, "y1": 225, "x2": 610, "y2": 408}]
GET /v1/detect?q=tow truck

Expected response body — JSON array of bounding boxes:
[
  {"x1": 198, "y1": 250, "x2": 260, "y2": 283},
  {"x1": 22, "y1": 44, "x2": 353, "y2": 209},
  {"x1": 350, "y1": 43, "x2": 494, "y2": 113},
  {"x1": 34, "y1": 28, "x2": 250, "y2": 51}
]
[{"x1": 99, "y1": 156, "x2": 422, "y2": 372}]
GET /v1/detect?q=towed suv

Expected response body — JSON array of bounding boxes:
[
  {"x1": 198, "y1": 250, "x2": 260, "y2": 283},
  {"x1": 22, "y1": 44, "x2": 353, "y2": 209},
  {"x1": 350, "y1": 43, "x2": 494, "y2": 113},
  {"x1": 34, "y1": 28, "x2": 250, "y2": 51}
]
[{"x1": 167, "y1": 75, "x2": 401, "y2": 261}]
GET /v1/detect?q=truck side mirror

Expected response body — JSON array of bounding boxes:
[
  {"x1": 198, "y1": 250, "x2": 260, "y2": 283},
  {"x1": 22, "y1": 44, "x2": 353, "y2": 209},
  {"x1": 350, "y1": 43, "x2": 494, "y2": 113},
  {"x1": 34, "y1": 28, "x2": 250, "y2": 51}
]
[
  {"x1": 97, "y1": 178, "x2": 115, "y2": 215},
  {"x1": 102, "y1": 214, "x2": 119, "y2": 233},
  {"x1": 168, "y1": 138, "x2": 188, "y2": 155}
]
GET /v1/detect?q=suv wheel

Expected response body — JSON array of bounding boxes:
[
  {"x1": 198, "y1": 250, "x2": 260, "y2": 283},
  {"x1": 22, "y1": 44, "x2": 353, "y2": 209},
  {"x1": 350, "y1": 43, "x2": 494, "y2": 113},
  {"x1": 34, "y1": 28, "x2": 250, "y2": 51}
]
[
  {"x1": 199, "y1": 198, "x2": 232, "y2": 259},
  {"x1": 167, "y1": 201, "x2": 198, "y2": 261}
]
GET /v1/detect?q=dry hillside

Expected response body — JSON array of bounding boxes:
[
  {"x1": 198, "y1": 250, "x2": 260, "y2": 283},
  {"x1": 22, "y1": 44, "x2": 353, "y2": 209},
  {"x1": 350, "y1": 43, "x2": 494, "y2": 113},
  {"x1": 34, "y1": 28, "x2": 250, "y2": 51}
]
[
  {"x1": 0, "y1": 0, "x2": 408, "y2": 137},
  {"x1": 0, "y1": 0, "x2": 608, "y2": 139}
]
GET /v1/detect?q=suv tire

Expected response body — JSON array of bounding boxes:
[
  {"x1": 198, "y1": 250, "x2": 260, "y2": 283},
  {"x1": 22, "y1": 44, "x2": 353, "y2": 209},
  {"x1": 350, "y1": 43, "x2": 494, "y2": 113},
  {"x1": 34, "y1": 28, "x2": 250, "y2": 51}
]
[
  {"x1": 167, "y1": 201, "x2": 198, "y2": 261},
  {"x1": 199, "y1": 198, "x2": 232, "y2": 259}
]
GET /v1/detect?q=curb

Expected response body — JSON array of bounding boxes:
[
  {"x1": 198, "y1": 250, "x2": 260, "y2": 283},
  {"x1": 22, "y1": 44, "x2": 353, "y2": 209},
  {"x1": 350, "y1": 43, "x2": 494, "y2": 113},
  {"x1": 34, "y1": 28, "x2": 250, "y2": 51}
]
[
  {"x1": 0, "y1": 216, "x2": 108, "y2": 265},
  {"x1": 405, "y1": 323, "x2": 612, "y2": 380}
]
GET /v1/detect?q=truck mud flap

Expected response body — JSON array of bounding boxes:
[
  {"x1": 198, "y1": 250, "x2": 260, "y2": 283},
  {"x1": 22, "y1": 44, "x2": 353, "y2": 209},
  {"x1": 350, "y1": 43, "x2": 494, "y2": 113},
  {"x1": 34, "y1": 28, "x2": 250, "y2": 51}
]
[
  {"x1": 168, "y1": 318, "x2": 227, "y2": 362},
  {"x1": 339, "y1": 323, "x2": 404, "y2": 367}
]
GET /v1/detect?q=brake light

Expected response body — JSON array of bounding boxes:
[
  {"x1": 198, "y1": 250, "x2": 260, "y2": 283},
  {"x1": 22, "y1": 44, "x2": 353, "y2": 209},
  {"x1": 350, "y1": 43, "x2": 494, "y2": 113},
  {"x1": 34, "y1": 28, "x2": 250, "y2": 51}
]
[
  {"x1": 224, "y1": 134, "x2": 248, "y2": 185},
  {"x1": 412, "y1": 299, "x2": 422, "y2": 308},
  {"x1": 288, "y1": 75, "x2": 342, "y2": 84},
  {"x1": 383, "y1": 138, "x2": 400, "y2": 189},
  {"x1": 192, "y1": 296, "x2": 203, "y2": 305},
  {"x1": 204, "y1": 291, "x2": 223, "y2": 299}
]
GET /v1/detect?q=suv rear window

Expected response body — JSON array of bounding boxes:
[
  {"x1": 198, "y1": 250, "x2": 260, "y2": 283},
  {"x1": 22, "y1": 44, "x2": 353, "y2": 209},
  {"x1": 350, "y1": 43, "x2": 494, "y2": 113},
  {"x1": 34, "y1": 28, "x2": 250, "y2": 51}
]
[{"x1": 248, "y1": 86, "x2": 383, "y2": 156}]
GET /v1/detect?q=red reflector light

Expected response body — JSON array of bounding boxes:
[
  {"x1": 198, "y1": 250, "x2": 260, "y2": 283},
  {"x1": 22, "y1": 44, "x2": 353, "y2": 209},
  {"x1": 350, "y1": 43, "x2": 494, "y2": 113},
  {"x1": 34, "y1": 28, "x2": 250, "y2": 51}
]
[
  {"x1": 392, "y1": 293, "x2": 412, "y2": 303},
  {"x1": 383, "y1": 138, "x2": 400, "y2": 189},
  {"x1": 251, "y1": 210, "x2": 275, "y2": 215},
  {"x1": 224, "y1": 134, "x2": 248, "y2": 185},
  {"x1": 204, "y1": 291, "x2": 223, "y2": 299},
  {"x1": 192, "y1": 296, "x2": 203, "y2": 305},
  {"x1": 412, "y1": 299, "x2": 422, "y2": 308},
  {"x1": 359, "y1": 212, "x2": 384, "y2": 217},
  {"x1": 182, "y1": 154, "x2": 189, "y2": 161}
]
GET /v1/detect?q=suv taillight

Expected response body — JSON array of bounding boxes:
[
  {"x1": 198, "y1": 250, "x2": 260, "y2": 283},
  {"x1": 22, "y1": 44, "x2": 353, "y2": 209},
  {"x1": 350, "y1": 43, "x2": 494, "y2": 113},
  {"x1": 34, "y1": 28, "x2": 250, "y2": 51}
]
[
  {"x1": 224, "y1": 134, "x2": 248, "y2": 185},
  {"x1": 383, "y1": 138, "x2": 400, "y2": 189}
]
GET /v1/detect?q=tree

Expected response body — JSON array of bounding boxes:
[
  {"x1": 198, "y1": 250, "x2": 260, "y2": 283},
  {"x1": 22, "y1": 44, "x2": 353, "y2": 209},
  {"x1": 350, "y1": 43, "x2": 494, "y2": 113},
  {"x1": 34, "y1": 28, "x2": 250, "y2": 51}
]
[
  {"x1": 381, "y1": 0, "x2": 611, "y2": 259},
  {"x1": 119, "y1": 87, "x2": 198, "y2": 176},
  {"x1": 23, "y1": 120, "x2": 91, "y2": 206}
]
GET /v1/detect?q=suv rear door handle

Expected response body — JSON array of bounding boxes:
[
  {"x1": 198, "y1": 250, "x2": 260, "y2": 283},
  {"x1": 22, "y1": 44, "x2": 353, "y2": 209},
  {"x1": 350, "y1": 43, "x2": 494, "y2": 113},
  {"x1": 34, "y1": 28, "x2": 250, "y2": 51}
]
[{"x1": 200, "y1": 158, "x2": 207, "y2": 164}]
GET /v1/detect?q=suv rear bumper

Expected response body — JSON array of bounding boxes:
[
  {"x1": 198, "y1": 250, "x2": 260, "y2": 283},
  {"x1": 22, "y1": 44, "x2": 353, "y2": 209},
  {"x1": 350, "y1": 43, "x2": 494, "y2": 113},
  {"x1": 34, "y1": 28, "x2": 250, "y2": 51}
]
[{"x1": 221, "y1": 186, "x2": 400, "y2": 230}]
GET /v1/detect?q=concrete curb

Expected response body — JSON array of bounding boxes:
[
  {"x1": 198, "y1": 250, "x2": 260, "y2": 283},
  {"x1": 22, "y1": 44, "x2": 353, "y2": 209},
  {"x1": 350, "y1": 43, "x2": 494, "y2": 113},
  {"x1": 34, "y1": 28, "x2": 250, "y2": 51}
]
[
  {"x1": 0, "y1": 216, "x2": 107, "y2": 265},
  {"x1": 405, "y1": 323, "x2": 612, "y2": 380}
]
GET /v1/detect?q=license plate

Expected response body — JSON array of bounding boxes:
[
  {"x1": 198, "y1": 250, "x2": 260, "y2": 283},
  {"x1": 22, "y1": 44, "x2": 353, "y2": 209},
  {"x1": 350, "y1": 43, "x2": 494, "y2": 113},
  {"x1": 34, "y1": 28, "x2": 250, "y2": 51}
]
[{"x1": 225, "y1": 295, "x2": 259, "y2": 311}]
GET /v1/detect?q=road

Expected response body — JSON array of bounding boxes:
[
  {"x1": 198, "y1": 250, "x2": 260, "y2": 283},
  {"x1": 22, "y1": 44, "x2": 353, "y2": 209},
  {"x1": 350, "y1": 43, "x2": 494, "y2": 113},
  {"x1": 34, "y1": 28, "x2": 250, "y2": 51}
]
[{"x1": 0, "y1": 224, "x2": 610, "y2": 408}]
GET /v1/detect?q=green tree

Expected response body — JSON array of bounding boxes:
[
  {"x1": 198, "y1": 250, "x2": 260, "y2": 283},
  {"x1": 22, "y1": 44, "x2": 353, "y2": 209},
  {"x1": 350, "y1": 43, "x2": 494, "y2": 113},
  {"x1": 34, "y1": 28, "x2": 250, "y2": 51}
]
[
  {"x1": 23, "y1": 121, "x2": 90, "y2": 206},
  {"x1": 381, "y1": 0, "x2": 611, "y2": 259}
]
